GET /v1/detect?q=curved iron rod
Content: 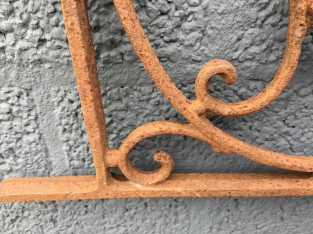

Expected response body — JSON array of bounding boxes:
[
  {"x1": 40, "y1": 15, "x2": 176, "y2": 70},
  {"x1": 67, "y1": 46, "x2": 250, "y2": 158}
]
[{"x1": 112, "y1": 0, "x2": 313, "y2": 185}]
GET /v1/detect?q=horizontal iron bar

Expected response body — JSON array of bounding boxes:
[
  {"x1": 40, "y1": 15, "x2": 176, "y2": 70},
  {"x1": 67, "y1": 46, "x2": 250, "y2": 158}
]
[{"x1": 1, "y1": 173, "x2": 313, "y2": 202}]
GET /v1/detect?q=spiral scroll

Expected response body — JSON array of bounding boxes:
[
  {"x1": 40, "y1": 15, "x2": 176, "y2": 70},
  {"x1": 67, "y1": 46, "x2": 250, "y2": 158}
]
[{"x1": 107, "y1": 121, "x2": 210, "y2": 185}]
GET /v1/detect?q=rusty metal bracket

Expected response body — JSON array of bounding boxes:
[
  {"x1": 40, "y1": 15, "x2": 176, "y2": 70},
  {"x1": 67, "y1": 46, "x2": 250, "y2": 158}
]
[{"x1": 2, "y1": 0, "x2": 313, "y2": 202}]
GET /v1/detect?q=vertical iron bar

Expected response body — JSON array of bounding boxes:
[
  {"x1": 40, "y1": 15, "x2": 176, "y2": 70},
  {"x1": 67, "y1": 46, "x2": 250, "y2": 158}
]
[{"x1": 60, "y1": 0, "x2": 111, "y2": 185}]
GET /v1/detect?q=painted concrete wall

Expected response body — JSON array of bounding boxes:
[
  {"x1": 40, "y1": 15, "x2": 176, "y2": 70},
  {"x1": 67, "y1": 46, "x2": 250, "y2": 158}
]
[{"x1": 1, "y1": 0, "x2": 313, "y2": 232}]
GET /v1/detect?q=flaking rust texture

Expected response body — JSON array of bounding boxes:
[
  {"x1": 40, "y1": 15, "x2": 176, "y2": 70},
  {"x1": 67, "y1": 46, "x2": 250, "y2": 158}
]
[
  {"x1": 3, "y1": 0, "x2": 313, "y2": 232},
  {"x1": 1, "y1": 0, "x2": 313, "y2": 200}
]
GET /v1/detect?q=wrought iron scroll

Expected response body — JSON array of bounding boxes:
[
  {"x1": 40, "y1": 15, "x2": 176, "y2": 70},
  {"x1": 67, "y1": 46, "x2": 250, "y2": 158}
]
[{"x1": 2, "y1": 0, "x2": 313, "y2": 202}]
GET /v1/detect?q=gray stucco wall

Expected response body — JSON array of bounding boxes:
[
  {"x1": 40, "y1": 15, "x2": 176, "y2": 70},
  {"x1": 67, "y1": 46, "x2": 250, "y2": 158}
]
[{"x1": 1, "y1": 0, "x2": 313, "y2": 233}]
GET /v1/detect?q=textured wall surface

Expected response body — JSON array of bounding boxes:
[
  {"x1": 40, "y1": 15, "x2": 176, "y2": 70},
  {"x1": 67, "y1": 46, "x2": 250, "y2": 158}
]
[{"x1": 1, "y1": 0, "x2": 313, "y2": 233}]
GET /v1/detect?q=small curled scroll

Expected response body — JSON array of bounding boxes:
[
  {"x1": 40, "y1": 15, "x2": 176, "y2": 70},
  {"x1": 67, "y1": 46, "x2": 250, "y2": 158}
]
[
  {"x1": 118, "y1": 150, "x2": 174, "y2": 186},
  {"x1": 195, "y1": 60, "x2": 237, "y2": 116},
  {"x1": 111, "y1": 121, "x2": 211, "y2": 185},
  {"x1": 193, "y1": 1, "x2": 309, "y2": 117}
]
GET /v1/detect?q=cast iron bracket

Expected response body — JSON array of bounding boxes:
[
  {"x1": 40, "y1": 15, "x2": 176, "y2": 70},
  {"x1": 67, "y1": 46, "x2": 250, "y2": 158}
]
[{"x1": 1, "y1": 0, "x2": 313, "y2": 202}]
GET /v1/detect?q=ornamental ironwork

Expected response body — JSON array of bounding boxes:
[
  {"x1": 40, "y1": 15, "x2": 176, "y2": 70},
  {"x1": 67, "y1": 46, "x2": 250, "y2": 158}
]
[{"x1": 1, "y1": 0, "x2": 313, "y2": 202}]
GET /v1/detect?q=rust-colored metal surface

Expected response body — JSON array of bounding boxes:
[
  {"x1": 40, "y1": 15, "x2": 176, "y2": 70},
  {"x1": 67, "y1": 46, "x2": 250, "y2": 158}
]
[{"x1": 1, "y1": 0, "x2": 313, "y2": 202}]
